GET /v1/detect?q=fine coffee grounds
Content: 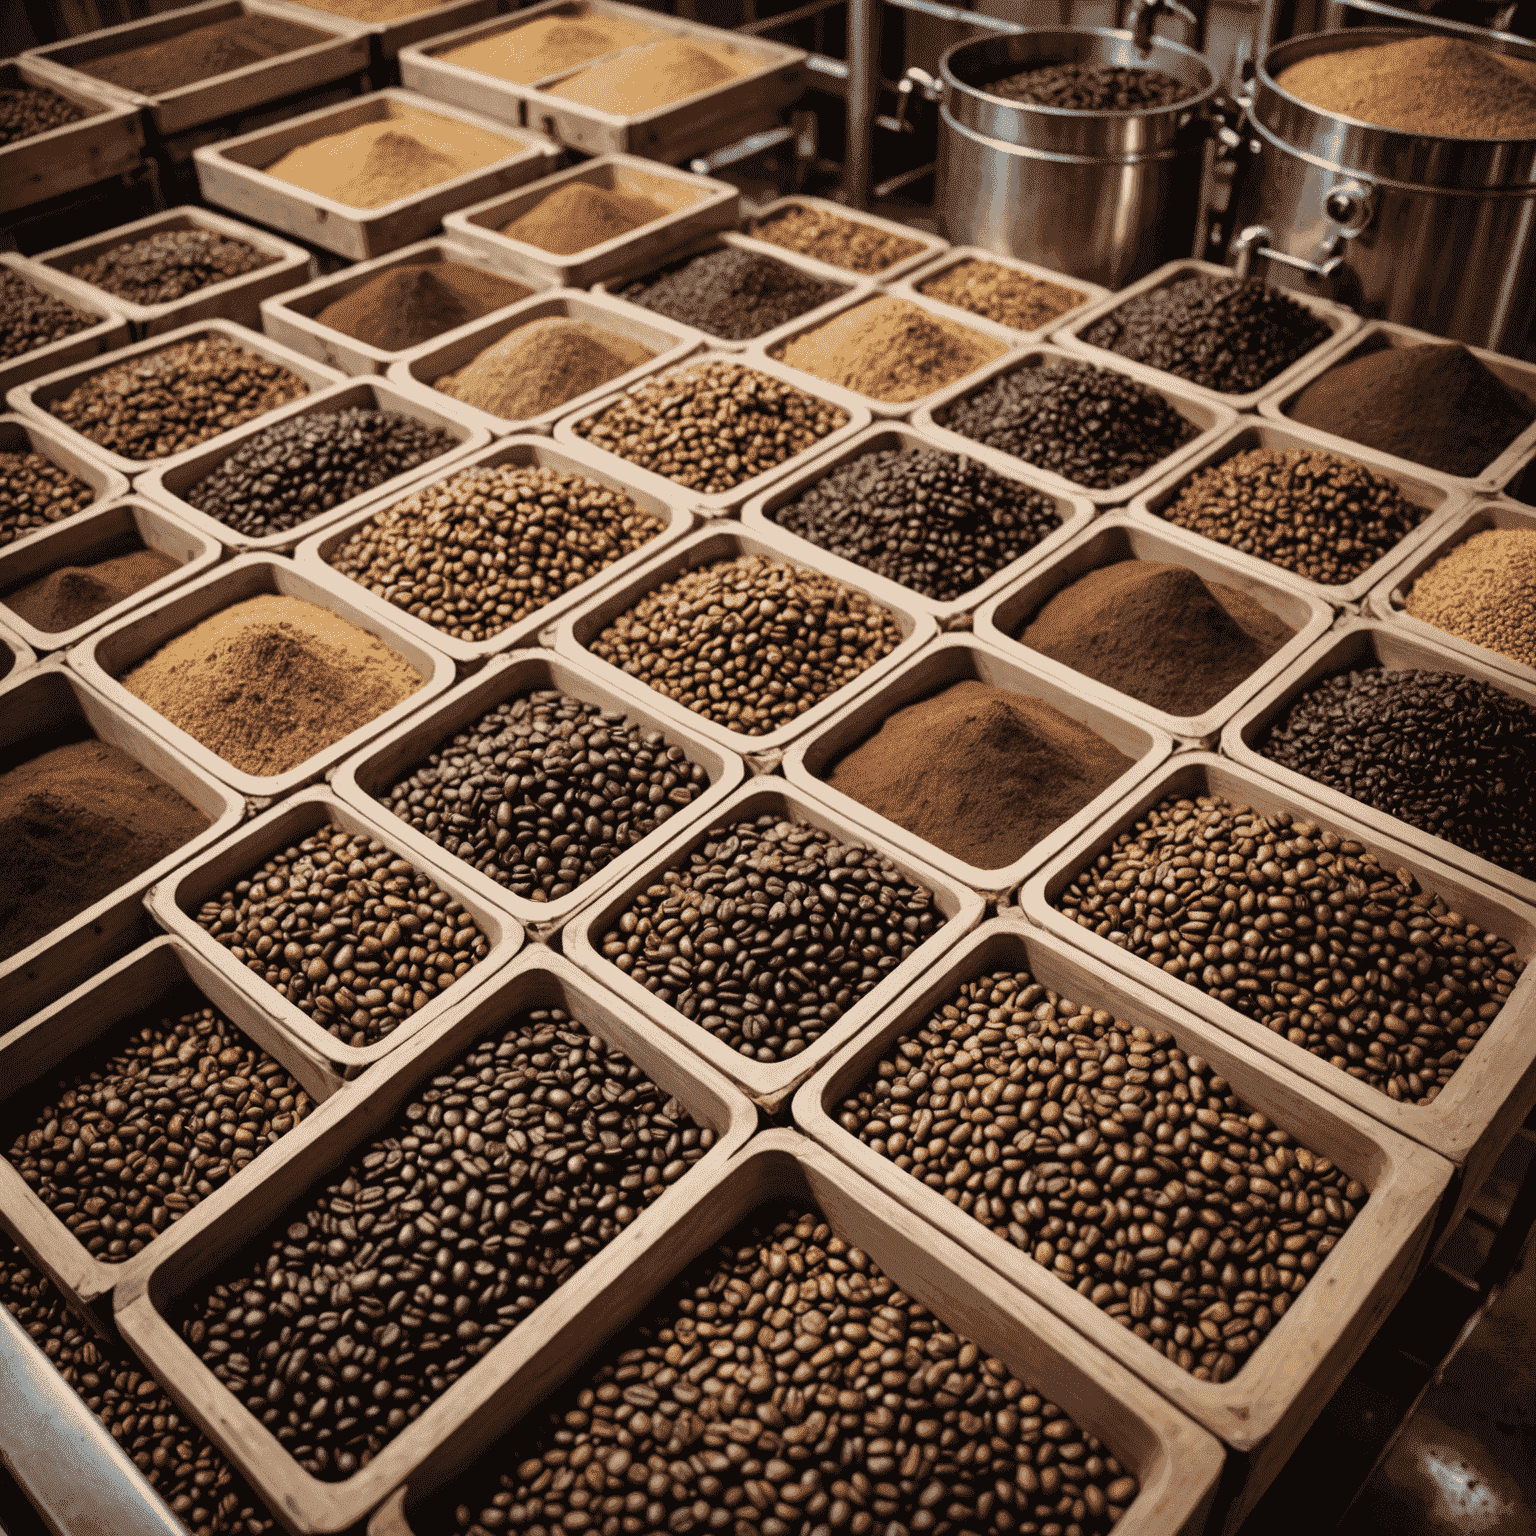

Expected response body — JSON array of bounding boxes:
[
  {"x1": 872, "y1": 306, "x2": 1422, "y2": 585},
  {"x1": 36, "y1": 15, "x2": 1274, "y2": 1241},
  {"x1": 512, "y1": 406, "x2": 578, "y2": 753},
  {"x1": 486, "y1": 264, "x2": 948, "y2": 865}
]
[
  {"x1": 439, "y1": 13, "x2": 661, "y2": 83},
  {"x1": 0, "y1": 82, "x2": 88, "y2": 144},
  {"x1": 988, "y1": 60, "x2": 1192, "y2": 110},
  {"x1": 749, "y1": 203, "x2": 926, "y2": 274},
  {"x1": 773, "y1": 294, "x2": 1008, "y2": 403},
  {"x1": 78, "y1": 13, "x2": 327, "y2": 95},
  {"x1": 919, "y1": 256, "x2": 1088, "y2": 332},
  {"x1": 498, "y1": 181, "x2": 667, "y2": 255},
  {"x1": 1404, "y1": 527, "x2": 1536, "y2": 670},
  {"x1": 0, "y1": 450, "x2": 95, "y2": 545},
  {"x1": 0, "y1": 737, "x2": 210, "y2": 961},
  {"x1": 277, "y1": 0, "x2": 442, "y2": 17},
  {"x1": 547, "y1": 38, "x2": 753, "y2": 111},
  {"x1": 121, "y1": 593, "x2": 423, "y2": 776},
  {"x1": 1019, "y1": 559, "x2": 1297, "y2": 716},
  {"x1": 1288, "y1": 341, "x2": 1534, "y2": 479},
  {"x1": 826, "y1": 678, "x2": 1134, "y2": 869},
  {"x1": 2, "y1": 545, "x2": 178, "y2": 633},
  {"x1": 68, "y1": 228, "x2": 274, "y2": 306},
  {"x1": 0, "y1": 267, "x2": 95, "y2": 362},
  {"x1": 315, "y1": 262, "x2": 533, "y2": 352}
]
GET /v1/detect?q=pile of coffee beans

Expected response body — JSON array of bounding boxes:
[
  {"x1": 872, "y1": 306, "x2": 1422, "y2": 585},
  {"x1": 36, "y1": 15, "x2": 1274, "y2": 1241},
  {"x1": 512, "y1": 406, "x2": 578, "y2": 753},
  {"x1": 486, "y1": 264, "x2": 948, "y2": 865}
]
[
  {"x1": 423, "y1": 1204, "x2": 1140, "y2": 1536},
  {"x1": 381, "y1": 688, "x2": 712, "y2": 904},
  {"x1": 587, "y1": 553, "x2": 904, "y2": 736},
  {"x1": 47, "y1": 334, "x2": 309, "y2": 462},
  {"x1": 935, "y1": 358, "x2": 1197, "y2": 490},
  {"x1": 1, "y1": 266, "x2": 96, "y2": 362},
  {"x1": 595, "y1": 811, "x2": 943, "y2": 1061},
  {"x1": 748, "y1": 204, "x2": 927, "y2": 275},
  {"x1": 184, "y1": 407, "x2": 459, "y2": 538},
  {"x1": 7, "y1": 995, "x2": 316, "y2": 1262},
  {"x1": 1259, "y1": 666, "x2": 1536, "y2": 879},
  {"x1": 1156, "y1": 447, "x2": 1426, "y2": 585},
  {"x1": 70, "y1": 229, "x2": 275, "y2": 306},
  {"x1": 175, "y1": 1007, "x2": 716, "y2": 1480},
  {"x1": 919, "y1": 258, "x2": 1088, "y2": 334},
  {"x1": 987, "y1": 61, "x2": 1192, "y2": 110},
  {"x1": 327, "y1": 463, "x2": 663, "y2": 644},
  {"x1": 0, "y1": 82, "x2": 88, "y2": 144},
  {"x1": 1054, "y1": 795, "x2": 1527, "y2": 1105},
  {"x1": 840, "y1": 965, "x2": 1364, "y2": 1383},
  {"x1": 1, "y1": 449, "x2": 95, "y2": 545},
  {"x1": 193, "y1": 824, "x2": 492, "y2": 1049},
  {"x1": 0, "y1": 1239, "x2": 277, "y2": 1536},
  {"x1": 1082, "y1": 275, "x2": 1333, "y2": 395},
  {"x1": 573, "y1": 360, "x2": 850, "y2": 496},
  {"x1": 772, "y1": 446, "x2": 1062, "y2": 602}
]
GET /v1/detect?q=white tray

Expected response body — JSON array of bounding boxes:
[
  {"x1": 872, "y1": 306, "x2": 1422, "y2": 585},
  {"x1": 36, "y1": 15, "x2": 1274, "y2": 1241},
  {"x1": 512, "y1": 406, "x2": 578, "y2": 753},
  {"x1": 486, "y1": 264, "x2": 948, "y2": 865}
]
[
  {"x1": 262, "y1": 0, "x2": 497, "y2": 60},
  {"x1": 744, "y1": 194, "x2": 947, "y2": 282},
  {"x1": 0, "y1": 614, "x2": 35, "y2": 682},
  {"x1": 0, "y1": 252, "x2": 130, "y2": 398},
  {"x1": 890, "y1": 242, "x2": 1109, "y2": 341}
]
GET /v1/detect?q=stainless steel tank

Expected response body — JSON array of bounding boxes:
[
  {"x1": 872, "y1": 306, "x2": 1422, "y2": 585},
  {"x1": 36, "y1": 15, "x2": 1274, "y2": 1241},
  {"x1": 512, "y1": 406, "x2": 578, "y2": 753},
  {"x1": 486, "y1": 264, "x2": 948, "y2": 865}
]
[
  {"x1": 1229, "y1": 27, "x2": 1536, "y2": 358},
  {"x1": 935, "y1": 28, "x2": 1219, "y2": 288}
]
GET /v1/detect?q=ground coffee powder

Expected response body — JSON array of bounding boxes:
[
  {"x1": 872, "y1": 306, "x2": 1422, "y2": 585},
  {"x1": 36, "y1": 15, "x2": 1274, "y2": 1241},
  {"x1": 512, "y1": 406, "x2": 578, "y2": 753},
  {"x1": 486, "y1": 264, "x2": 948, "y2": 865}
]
[
  {"x1": 315, "y1": 262, "x2": 531, "y2": 352},
  {"x1": 277, "y1": 0, "x2": 442, "y2": 17},
  {"x1": 1405, "y1": 527, "x2": 1536, "y2": 670},
  {"x1": 547, "y1": 37, "x2": 752, "y2": 111},
  {"x1": 78, "y1": 14, "x2": 326, "y2": 95},
  {"x1": 499, "y1": 181, "x2": 666, "y2": 254},
  {"x1": 0, "y1": 83, "x2": 88, "y2": 144},
  {"x1": 1020, "y1": 559, "x2": 1297, "y2": 716},
  {"x1": 988, "y1": 60, "x2": 1192, "y2": 110},
  {"x1": 1288, "y1": 342, "x2": 1534, "y2": 478},
  {"x1": 749, "y1": 203, "x2": 925, "y2": 274},
  {"x1": 0, "y1": 268, "x2": 94, "y2": 363},
  {"x1": 826, "y1": 678, "x2": 1134, "y2": 868},
  {"x1": 0, "y1": 737, "x2": 209, "y2": 961},
  {"x1": 439, "y1": 13, "x2": 660, "y2": 83},
  {"x1": 121, "y1": 593, "x2": 423, "y2": 776},
  {"x1": 2, "y1": 545, "x2": 177, "y2": 633},
  {"x1": 919, "y1": 256, "x2": 1087, "y2": 332}
]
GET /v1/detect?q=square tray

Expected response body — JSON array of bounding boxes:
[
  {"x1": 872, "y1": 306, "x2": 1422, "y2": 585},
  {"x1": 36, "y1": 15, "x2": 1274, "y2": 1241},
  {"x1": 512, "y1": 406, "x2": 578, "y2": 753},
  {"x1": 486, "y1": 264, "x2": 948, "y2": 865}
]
[
  {"x1": 443, "y1": 154, "x2": 739, "y2": 290},
  {"x1": 331, "y1": 646, "x2": 746, "y2": 938},
  {"x1": 111, "y1": 945, "x2": 758, "y2": 1535},
  {"x1": 0, "y1": 412, "x2": 132, "y2": 550},
  {"x1": 971, "y1": 510, "x2": 1336, "y2": 746},
  {"x1": 1051, "y1": 257, "x2": 1362, "y2": 412},
  {"x1": 134, "y1": 375, "x2": 490, "y2": 553},
  {"x1": 193, "y1": 88, "x2": 560, "y2": 261},
  {"x1": 781, "y1": 630, "x2": 1176, "y2": 902},
  {"x1": 1020, "y1": 751, "x2": 1536, "y2": 1247},
  {"x1": 293, "y1": 433, "x2": 697, "y2": 665},
  {"x1": 0, "y1": 615, "x2": 35, "y2": 682},
  {"x1": 0, "y1": 253, "x2": 130, "y2": 398},
  {"x1": 744, "y1": 194, "x2": 947, "y2": 282},
  {"x1": 0, "y1": 493, "x2": 220, "y2": 653},
  {"x1": 911, "y1": 342, "x2": 1238, "y2": 509},
  {"x1": 68, "y1": 551, "x2": 454, "y2": 800},
  {"x1": 792, "y1": 918, "x2": 1450, "y2": 1536},
  {"x1": 261, "y1": 0, "x2": 497, "y2": 60}
]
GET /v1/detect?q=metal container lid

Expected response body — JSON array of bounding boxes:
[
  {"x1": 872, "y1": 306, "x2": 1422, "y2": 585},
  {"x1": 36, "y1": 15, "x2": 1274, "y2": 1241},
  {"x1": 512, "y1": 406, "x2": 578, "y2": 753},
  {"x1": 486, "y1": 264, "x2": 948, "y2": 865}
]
[
  {"x1": 940, "y1": 28, "x2": 1217, "y2": 156},
  {"x1": 1254, "y1": 28, "x2": 1536, "y2": 190}
]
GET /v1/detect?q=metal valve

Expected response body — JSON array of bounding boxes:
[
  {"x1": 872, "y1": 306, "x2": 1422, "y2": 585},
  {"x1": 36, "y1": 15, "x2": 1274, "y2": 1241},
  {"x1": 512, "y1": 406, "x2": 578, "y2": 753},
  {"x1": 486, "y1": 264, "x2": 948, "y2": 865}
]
[{"x1": 1323, "y1": 178, "x2": 1375, "y2": 235}]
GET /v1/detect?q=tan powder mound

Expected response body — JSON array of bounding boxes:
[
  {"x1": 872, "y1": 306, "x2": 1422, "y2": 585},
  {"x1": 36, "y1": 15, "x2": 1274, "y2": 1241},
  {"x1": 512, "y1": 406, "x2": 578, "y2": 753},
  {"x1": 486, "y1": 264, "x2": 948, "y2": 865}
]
[
  {"x1": 121, "y1": 593, "x2": 424, "y2": 777},
  {"x1": 500, "y1": 181, "x2": 667, "y2": 254},
  {"x1": 282, "y1": 0, "x2": 449, "y2": 20},
  {"x1": 1276, "y1": 35, "x2": 1536, "y2": 139},
  {"x1": 440, "y1": 14, "x2": 661, "y2": 83},
  {"x1": 546, "y1": 37, "x2": 754, "y2": 112}
]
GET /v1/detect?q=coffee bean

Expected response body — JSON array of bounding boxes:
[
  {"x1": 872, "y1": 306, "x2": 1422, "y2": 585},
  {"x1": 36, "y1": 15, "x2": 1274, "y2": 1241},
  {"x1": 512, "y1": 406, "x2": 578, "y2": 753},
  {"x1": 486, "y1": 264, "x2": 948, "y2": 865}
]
[
  {"x1": 194, "y1": 825, "x2": 492, "y2": 1049},
  {"x1": 1, "y1": 449, "x2": 95, "y2": 546},
  {"x1": 587, "y1": 554, "x2": 903, "y2": 736},
  {"x1": 840, "y1": 966, "x2": 1365, "y2": 1383},
  {"x1": 597, "y1": 812, "x2": 942, "y2": 1062},
  {"x1": 1054, "y1": 796, "x2": 1526, "y2": 1105},
  {"x1": 1, "y1": 268, "x2": 95, "y2": 365},
  {"x1": 6, "y1": 993, "x2": 315, "y2": 1261},
  {"x1": 70, "y1": 230, "x2": 275, "y2": 307},
  {"x1": 175, "y1": 1008, "x2": 716, "y2": 1481},
  {"x1": 424, "y1": 1204, "x2": 1138, "y2": 1536},
  {"x1": 0, "y1": 84, "x2": 88, "y2": 144},
  {"x1": 988, "y1": 61, "x2": 1191, "y2": 110},
  {"x1": 383, "y1": 688, "x2": 711, "y2": 904}
]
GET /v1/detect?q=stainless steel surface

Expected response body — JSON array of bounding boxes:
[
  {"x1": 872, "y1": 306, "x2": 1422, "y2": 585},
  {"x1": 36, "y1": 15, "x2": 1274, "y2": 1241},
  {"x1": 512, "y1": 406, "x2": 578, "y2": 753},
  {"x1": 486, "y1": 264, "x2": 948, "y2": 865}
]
[{"x1": 845, "y1": 0, "x2": 881, "y2": 208}]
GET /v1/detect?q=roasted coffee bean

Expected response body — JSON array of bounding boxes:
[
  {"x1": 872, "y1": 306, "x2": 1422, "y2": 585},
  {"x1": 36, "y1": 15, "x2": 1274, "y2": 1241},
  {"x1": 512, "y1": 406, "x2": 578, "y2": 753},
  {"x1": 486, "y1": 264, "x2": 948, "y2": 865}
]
[
  {"x1": 1259, "y1": 666, "x2": 1536, "y2": 879},
  {"x1": 1054, "y1": 796, "x2": 1526, "y2": 1105},
  {"x1": 327, "y1": 463, "x2": 662, "y2": 644},
  {"x1": 573, "y1": 359, "x2": 849, "y2": 495},
  {"x1": 184, "y1": 408, "x2": 459, "y2": 537},
  {"x1": 6, "y1": 994, "x2": 315, "y2": 1260},
  {"x1": 587, "y1": 554, "x2": 903, "y2": 736},
  {"x1": 841, "y1": 967, "x2": 1365, "y2": 1383},
  {"x1": 597, "y1": 812, "x2": 942, "y2": 1061},
  {"x1": 175, "y1": 1008, "x2": 715, "y2": 1481},
  {"x1": 1155, "y1": 447, "x2": 1425, "y2": 585},
  {"x1": 70, "y1": 229, "x2": 274, "y2": 306},
  {"x1": 384, "y1": 688, "x2": 711, "y2": 903},
  {"x1": 988, "y1": 60, "x2": 1191, "y2": 110},
  {"x1": 0, "y1": 1238, "x2": 278, "y2": 1535},
  {"x1": 0, "y1": 267, "x2": 96, "y2": 363},
  {"x1": 47, "y1": 335, "x2": 309, "y2": 462},
  {"x1": 748, "y1": 204, "x2": 927, "y2": 275},
  {"x1": 1, "y1": 449, "x2": 95, "y2": 546},
  {"x1": 919, "y1": 258, "x2": 1088, "y2": 334},
  {"x1": 426, "y1": 1204, "x2": 1139, "y2": 1536},
  {"x1": 935, "y1": 358, "x2": 1197, "y2": 491},
  {"x1": 194, "y1": 825, "x2": 491, "y2": 1049},
  {"x1": 772, "y1": 447, "x2": 1061, "y2": 602},
  {"x1": 0, "y1": 83, "x2": 87, "y2": 144},
  {"x1": 1081, "y1": 275, "x2": 1332, "y2": 395}
]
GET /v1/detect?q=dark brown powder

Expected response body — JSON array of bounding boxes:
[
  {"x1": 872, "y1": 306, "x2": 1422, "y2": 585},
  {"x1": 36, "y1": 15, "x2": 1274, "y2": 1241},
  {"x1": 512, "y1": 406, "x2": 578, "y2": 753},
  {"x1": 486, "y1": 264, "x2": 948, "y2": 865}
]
[
  {"x1": 1019, "y1": 560, "x2": 1297, "y2": 717},
  {"x1": 315, "y1": 262, "x2": 533, "y2": 352},
  {"x1": 0, "y1": 737, "x2": 209, "y2": 961},
  {"x1": 825, "y1": 678, "x2": 1135, "y2": 869},
  {"x1": 2, "y1": 546, "x2": 179, "y2": 634},
  {"x1": 500, "y1": 182, "x2": 667, "y2": 256},
  {"x1": 78, "y1": 14, "x2": 327, "y2": 95}
]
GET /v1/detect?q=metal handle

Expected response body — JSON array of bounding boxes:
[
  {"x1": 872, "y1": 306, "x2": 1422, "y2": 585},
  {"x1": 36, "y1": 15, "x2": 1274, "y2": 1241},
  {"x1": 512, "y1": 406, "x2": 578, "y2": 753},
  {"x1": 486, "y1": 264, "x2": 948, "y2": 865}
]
[
  {"x1": 1230, "y1": 177, "x2": 1375, "y2": 284},
  {"x1": 880, "y1": 66, "x2": 944, "y2": 135}
]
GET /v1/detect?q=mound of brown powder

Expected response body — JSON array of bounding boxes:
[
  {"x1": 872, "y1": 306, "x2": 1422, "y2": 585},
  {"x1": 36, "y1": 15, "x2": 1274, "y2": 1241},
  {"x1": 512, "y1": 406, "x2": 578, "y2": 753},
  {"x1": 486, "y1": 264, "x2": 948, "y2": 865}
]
[
  {"x1": 3, "y1": 547, "x2": 179, "y2": 634},
  {"x1": 440, "y1": 13, "x2": 661, "y2": 83},
  {"x1": 78, "y1": 14, "x2": 326, "y2": 96},
  {"x1": 315, "y1": 262, "x2": 533, "y2": 352},
  {"x1": 499, "y1": 181, "x2": 667, "y2": 255},
  {"x1": 278, "y1": 0, "x2": 452, "y2": 19},
  {"x1": 546, "y1": 38, "x2": 753, "y2": 112}
]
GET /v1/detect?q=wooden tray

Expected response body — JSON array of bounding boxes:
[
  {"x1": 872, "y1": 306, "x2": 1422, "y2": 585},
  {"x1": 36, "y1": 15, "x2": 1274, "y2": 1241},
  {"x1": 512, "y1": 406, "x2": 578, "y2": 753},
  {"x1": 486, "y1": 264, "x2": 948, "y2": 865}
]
[
  {"x1": 443, "y1": 153, "x2": 739, "y2": 290},
  {"x1": 0, "y1": 413, "x2": 132, "y2": 553},
  {"x1": 0, "y1": 658, "x2": 245, "y2": 1034},
  {"x1": 261, "y1": 0, "x2": 497, "y2": 61},
  {"x1": 68, "y1": 550, "x2": 454, "y2": 800},
  {"x1": 0, "y1": 493, "x2": 220, "y2": 654},
  {"x1": 971, "y1": 510, "x2": 1335, "y2": 747},
  {"x1": 134, "y1": 375, "x2": 490, "y2": 554},
  {"x1": 111, "y1": 945, "x2": 758, "y2": 1535},
  {"x1": 745, "y1": 195, "x2": 947, "y2": 282},
  {"x1": 0, "y1": 614, "x2": 36, "y2": 682},
  {"x1": 792, "y1": 918, "x2": 1450, "y2": 1536},
  {"x1": 0, "y1": 253, "x2": 130, "y2": 398},
  {"x1": 193, "y1": 88, "x2": 559, "y2": 261},
  {"x1": 1019, "y1": 751, "x2": 1536, "y2": 1248}
]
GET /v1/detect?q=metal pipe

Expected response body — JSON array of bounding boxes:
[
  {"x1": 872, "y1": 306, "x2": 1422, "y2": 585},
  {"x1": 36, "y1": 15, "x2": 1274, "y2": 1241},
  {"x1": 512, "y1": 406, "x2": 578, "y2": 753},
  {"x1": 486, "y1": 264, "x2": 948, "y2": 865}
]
[{"x1": 844, "y1": 0, "x2": 880, "y2": 209}]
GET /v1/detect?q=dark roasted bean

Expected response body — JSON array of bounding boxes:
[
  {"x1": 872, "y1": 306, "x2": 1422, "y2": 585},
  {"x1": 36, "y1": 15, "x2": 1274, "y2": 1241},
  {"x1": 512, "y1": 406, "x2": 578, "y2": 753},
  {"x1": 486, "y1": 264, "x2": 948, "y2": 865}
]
[
  {"x1": 0, "y1": 83, "x2": 88, "y2": 143},
  {"x1": 987, "y1": 60, "x2": 1191, "y2": 109},
  {"x1": 0, "y1": 449, "x2": 96, "y2": 545},
  {"x1": 0, "y1": 268, "x2": 96, "y2": 363},
  {"x1": 70, "y1": 229, "x2": 274, "y2": 306}
]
